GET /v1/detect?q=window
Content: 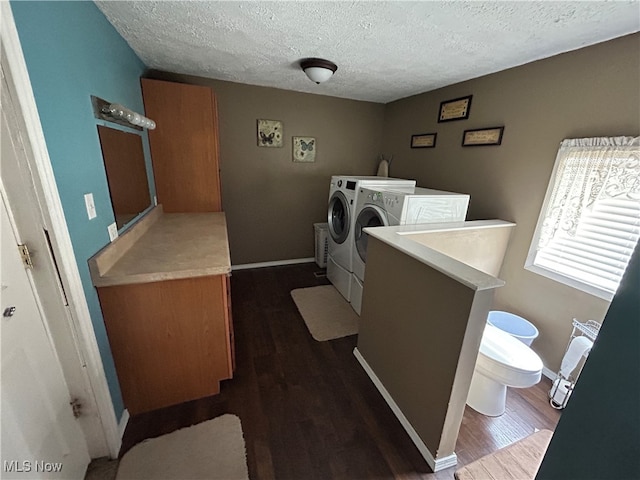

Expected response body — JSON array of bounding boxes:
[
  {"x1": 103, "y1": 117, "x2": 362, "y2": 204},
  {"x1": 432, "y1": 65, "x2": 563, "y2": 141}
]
[{"x1": 526, "y1": 136, "x2": 640, "y2": 301}]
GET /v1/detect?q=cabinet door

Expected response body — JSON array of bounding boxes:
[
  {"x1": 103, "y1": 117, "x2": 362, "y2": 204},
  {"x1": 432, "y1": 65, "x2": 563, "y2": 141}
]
[
  {"x1": 141, "y1": 78, "x2": 222, "y2": 212},
  {"x1": 98, "y1": 275, "x2": 231, "y2": 415}
]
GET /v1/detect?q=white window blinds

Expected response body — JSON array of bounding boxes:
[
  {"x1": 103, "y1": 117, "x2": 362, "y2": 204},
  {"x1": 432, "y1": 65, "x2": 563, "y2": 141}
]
[{"x1": 527, "y1": 136, "x2": 640, "y2": 299}]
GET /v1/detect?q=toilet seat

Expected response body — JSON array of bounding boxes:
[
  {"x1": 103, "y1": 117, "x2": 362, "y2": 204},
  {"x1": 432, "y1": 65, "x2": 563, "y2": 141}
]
[{"x1": 475, "y1": 324, "x2": 543, "y2": 388}]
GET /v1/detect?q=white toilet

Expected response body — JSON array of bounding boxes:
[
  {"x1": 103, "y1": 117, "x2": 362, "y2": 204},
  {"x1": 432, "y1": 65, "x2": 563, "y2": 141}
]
[{"x1": 467, "y1": 323, "x2": 543, "y2": 416}]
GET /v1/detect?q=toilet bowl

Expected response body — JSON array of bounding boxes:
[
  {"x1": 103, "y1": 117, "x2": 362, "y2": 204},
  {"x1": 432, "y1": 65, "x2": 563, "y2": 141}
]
[{"x1": 467, "y1": 324, "x2": 543, "y2": 416}]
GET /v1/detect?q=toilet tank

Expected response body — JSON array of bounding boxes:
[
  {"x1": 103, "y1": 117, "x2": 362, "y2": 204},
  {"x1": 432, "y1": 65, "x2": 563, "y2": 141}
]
[{"x1": 487, "y1": 311, "x2": 539, "y2": 346}]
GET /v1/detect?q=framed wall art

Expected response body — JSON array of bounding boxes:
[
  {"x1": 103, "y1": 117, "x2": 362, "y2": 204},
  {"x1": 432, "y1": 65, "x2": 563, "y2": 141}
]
[
  {"x1": 257, "y1": 119, "x2": 283, "y2": 147},
  {"x1": 292, "y1": 136, "x2": 316, "y2": 162},
  {"x1": 411, "y1": 133, "x2": 437, "y2": 148},
  {"x1": 462, "y1": 126, "x2": 505, "y2": 147},
  {"x1": 438, "y1": 95, "x2": 472, "y2": 123}
]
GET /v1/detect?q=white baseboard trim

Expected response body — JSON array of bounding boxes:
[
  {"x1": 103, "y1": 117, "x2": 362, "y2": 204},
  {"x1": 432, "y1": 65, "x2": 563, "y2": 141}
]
[
  {"x1": 118, "y1": 409, "x2": 130, "y2": 440},
  {"x1": 353, "y1": 347, "x2": 457, "y2": 472},
  {"x1": 542, "y1": 366, "x2": 556, "y2": 381},
  {"x1": 232, "y1": 257, "x2": 315, "y2": 271}
]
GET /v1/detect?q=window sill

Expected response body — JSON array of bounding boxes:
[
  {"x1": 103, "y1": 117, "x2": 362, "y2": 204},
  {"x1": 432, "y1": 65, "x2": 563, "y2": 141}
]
[{"x1": 524, "y1": 263, "x2": 614, "y2": 302}]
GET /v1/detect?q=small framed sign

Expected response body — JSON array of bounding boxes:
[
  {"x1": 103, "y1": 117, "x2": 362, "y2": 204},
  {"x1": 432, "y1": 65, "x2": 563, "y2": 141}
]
[
  {"x1": 438, "y1": 95, "x2": 472, "y2": 123},
  {"x1": 462, "y1": 126, "x2": 505, "y2": 147},
  {"x1": 411, "y1": 133, "x2": 437, "y2": 149}
]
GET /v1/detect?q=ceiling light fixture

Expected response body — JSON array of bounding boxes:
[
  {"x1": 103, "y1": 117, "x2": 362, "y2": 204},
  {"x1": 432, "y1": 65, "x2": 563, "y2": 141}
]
[{"x1": 300, "y1": 58, "x2": 338, "y2": 84}]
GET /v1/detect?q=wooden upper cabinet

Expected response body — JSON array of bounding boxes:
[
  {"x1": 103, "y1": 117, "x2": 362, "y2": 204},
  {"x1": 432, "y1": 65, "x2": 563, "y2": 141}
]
[{"x1": 141, "y1": 78, "x2": 222, "y2": 212}]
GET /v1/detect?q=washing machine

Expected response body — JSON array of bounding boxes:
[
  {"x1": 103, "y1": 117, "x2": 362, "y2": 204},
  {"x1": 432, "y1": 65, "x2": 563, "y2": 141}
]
[
  {"x1": 350, "y1": 186, "x2": 470, "y2": 314},
  {"x1": 327, "y1": 176, "x2": 416, "y2": 302}
]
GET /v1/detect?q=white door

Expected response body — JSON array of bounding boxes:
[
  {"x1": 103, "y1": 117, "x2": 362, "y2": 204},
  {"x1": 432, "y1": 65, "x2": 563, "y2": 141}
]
[{"x1": 1, "y1": 193, "x2": 90, "y2": 479}]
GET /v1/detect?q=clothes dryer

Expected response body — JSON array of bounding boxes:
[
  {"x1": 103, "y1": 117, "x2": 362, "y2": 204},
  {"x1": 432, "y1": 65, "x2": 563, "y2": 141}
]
[
  {"x1": 350, "y1": 186, "x2": 470, "y2": 314},
  {"x1": 326, "y1": 176, "x2": 415, "y2": 302}
]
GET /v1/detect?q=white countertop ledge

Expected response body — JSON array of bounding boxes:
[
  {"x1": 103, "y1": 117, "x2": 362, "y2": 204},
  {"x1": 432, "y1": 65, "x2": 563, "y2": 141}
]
[{"x1": 364, "y1": 220, "x2": 515, "y2": 291}]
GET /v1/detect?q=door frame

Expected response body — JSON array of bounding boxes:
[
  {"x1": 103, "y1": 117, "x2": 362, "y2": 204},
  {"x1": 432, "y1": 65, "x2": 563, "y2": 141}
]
[{"x1": 1, "y1": 3, "x2": 120, "y2": 458}]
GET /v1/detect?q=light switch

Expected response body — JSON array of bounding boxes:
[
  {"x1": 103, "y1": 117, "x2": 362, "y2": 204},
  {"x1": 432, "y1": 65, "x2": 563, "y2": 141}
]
[
  {"x1": 108, "y1": 222, "x2": 118, "y2": 242},
  {"x1": 84, "y1": 193, "x2": 97, "y2": 220}
]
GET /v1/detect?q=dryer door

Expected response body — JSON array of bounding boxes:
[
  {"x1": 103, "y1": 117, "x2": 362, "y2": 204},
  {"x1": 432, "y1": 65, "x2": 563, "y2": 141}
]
[
  {"x1": 355, "y1": 205, "x2": 388, "y2": 262},
  {"x1": 328, "y1": 190, "x2": 350, "y2": 244}
]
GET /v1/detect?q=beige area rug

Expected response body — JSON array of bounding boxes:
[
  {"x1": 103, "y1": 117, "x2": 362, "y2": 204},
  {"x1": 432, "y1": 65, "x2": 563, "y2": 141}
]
[
  {"x1": 291, "y1": 285, "x2": 359, "y2": 341},
  {"x1": 116, "y1": 414, "x2": 249, "y2": 480}
]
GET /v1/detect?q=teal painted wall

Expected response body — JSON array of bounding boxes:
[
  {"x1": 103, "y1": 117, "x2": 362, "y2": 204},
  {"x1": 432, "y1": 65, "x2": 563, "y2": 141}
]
[{"x1": 11, "y1": 0, "x2": 153, "y2": 419}]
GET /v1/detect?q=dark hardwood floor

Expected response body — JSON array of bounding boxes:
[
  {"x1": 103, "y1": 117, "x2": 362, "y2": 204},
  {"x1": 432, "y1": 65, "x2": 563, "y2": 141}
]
[{"x1": 121, "y1": 263, "x2": 561, "y2": 479}]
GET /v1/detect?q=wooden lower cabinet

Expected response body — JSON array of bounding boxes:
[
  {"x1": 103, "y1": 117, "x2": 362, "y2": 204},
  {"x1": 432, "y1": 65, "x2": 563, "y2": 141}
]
[{"x1": 97, "y1": 275, "x2": 233, "y2": 415}]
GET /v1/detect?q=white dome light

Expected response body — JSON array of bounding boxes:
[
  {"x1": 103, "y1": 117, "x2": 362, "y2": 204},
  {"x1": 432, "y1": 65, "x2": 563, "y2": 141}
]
[{"x1": 301, "y1": 58, "x2": 338, "y2": 84}]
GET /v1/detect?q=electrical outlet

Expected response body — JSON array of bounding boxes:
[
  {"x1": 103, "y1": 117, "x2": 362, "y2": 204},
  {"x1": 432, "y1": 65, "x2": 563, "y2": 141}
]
[
  {"x1": 107, "y1": 222, "x2": 118, "y2": 242},
  {"x1": 84, "y1": 193, "x2": 97, "y2": 220}
]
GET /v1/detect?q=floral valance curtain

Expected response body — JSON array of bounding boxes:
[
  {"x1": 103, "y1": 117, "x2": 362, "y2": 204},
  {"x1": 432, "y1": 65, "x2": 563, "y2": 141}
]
[{"x1": 538, "y1": 136, "x2": 640, "y2": 249}]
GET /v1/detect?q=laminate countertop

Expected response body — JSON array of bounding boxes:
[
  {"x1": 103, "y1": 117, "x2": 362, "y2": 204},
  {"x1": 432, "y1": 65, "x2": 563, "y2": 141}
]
[{"x1": 89, "y1": 206, "x2": 231, "y2": 287}]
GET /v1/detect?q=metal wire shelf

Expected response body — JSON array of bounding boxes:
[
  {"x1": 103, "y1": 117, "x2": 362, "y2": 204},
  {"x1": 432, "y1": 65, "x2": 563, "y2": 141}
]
[
  {"x1": 571, "y1": 318, "x2": 600, "y2": 341},
  {"x1": 549, "y1": 318, "x2": 601, "y2": 409}
]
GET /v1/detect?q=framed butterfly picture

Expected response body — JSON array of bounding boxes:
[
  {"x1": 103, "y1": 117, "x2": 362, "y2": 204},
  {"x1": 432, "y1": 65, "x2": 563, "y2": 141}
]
[
  {"x1": 292, "y1": 136, "x2": 316, "y2": 163},
  {"x1": 257, "y1": 119, "x2": 283, "y2": 148}
]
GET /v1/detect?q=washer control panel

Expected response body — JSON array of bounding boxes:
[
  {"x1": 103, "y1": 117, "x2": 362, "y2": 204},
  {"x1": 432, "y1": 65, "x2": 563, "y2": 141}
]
[
  {"x1": 384, "y1": 194, "x2": 400, "y2": 206},
  {"x1": 364, "y1": 189, "x2": 400, "y2": 207}
]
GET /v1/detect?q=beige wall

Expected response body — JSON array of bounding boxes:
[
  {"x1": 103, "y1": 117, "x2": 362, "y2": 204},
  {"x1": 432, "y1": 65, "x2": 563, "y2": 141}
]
[
  {"x1": 380, "y1": 33, "x2": 640, "y2": 371},
  {"x1": 147, "y1": 70, "x2": 385, "y2": 265},
  {"x1": 357, "y1": 237, "x2": 495, "y2": 460}
]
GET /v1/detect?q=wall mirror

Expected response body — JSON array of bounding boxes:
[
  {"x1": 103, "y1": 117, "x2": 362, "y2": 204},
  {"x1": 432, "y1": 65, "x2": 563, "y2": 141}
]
[{"x1": 97, "y1": 125, "x2": 153, "y2": 229}]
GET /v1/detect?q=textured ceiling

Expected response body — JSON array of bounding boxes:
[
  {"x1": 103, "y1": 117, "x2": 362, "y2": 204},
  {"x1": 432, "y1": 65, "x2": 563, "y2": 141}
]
[{"x1": 95, "y1": 1, "x2": 640, "y2": 103}]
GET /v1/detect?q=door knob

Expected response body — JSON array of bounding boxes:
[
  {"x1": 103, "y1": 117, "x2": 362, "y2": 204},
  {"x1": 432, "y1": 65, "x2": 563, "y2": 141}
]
[{"x1": 3, "y1": 306, "x2": 16, "y2": 317}]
